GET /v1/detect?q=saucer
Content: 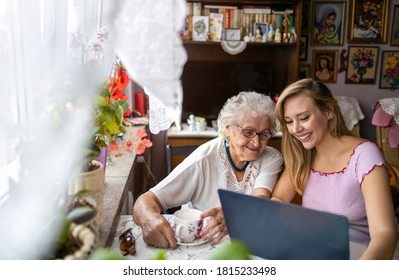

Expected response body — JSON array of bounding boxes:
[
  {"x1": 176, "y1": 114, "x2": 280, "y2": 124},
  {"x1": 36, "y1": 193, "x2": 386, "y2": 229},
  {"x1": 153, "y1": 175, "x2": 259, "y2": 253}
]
[{"x1": 177, "y1": 238, "x2": 208, "y2": 247}]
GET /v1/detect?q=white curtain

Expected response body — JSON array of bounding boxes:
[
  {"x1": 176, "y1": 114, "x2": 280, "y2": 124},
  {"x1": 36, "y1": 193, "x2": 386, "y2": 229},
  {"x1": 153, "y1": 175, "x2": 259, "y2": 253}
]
[
  {"x1": 0, "y1": 0, "x2": 187, "y2": 259},
  {"x1": 104, "y1": 0, "x2": 187, "y2": 134},
  {"x1": 0, "y1": 0, "x2": 106, "y2": 259}
]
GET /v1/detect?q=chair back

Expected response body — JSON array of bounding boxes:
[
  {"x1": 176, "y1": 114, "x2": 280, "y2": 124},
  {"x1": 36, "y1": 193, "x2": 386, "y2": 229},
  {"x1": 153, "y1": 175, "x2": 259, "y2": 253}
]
[
  {"x1": 163, "y1": 144, "x2": 198, "y2": 214},
  {"x1": 166, "y1": 145, "x2": 199, "y2": 174}
]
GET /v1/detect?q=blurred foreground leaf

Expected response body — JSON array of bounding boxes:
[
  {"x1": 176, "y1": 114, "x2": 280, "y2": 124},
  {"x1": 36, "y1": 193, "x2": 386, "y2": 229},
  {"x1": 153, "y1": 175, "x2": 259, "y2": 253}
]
[
  {"x1": 210, "y1": 241, "x2": 252, "y2": 260},
  {"x1": 151, "y1": 250, "x2": 168, "y2": 260},
  {"x1": 90, "y1": 248, "x2": 126, "y2": 260}
]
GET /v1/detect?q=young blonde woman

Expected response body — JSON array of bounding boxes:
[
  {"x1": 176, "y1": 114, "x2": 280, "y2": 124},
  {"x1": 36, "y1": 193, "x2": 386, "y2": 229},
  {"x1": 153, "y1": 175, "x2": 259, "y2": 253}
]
[{"x1": 273, "y1": 78, "x2": 398, "y2": 259}]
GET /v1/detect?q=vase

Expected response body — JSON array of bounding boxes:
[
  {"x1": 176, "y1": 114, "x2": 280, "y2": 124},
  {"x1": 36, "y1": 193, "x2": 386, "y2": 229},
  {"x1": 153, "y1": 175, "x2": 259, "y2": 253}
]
[
  {"x1": 95, "y1": 147, "x2": 109, "y2": 174},
  {"x1": 357, "y1": 67, "x2": 367, "y2": 81},
  {"x1": 69, "y1": 160, "x2": 105, "y2": 227},
  {"x1": 387, "y1": 78, "x2": 399, "y2": 87}
]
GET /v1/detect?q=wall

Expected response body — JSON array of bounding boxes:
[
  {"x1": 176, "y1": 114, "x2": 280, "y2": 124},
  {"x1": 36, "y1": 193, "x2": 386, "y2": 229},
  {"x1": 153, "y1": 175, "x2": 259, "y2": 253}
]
[{"x1": 304, "y1": 0, "x2": 399, "y2": 142}]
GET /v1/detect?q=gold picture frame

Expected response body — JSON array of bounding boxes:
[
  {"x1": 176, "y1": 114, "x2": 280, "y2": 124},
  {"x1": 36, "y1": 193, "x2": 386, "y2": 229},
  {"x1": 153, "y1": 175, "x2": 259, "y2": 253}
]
[
  {"x1": 348, "y1": 0, "x2": 389, "y2": 44},
  {"x1": 311, "y1": 1, "x2": 346, "y2": 46},
  {"x1": 312, "y1": 50, "x2": 338, "y2": 83},
  {"x1": 390, "y1": 5, "x2": 399, "y2": 46},
  {"x1": 379, "y1": 51, "x2": 399, "y2": 89},
  {"x1": 345, "y1": 46, "x2": 379, "y2": 84},
  {"x1": 298, "y1": 64, "x2": 311, "y2": 80}
]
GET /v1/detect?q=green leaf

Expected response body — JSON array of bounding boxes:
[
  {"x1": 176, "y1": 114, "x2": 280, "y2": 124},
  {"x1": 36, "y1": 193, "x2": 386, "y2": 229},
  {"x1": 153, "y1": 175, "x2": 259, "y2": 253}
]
[
  {"x1": 210, "y1": 241, "x2": 252, "y2": 260},
  {"x1": 151, "y1": 250, "x2": 168, "y2": 260},
  {"x1": 90, "y1": 248, "x2": 127, "y2": 260},
  {"x1": 66, "y1": 206, "x2": 97, "y2": 224}
]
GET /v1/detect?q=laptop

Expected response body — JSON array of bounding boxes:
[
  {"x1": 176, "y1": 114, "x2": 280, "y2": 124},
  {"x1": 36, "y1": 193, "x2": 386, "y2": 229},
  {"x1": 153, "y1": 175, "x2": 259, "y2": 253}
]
[{"x1": 218, "y1": 189, "x2": 350, "y2": 260}]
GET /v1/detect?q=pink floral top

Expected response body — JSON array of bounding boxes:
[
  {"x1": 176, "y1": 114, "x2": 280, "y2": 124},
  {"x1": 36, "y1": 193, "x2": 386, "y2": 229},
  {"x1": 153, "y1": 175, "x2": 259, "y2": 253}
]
[{"x1": 302, "y1": 141, "x2": 392, "y2": 246}]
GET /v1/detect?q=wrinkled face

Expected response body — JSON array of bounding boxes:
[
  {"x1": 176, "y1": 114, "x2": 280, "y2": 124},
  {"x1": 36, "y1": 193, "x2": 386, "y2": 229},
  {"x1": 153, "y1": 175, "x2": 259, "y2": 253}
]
[
  {"x1": 226, "y1": 112, "x2": 271, "y2": 162},
  {"x1": 283, "y1": 94, "x2": 332, "y2": 150}
]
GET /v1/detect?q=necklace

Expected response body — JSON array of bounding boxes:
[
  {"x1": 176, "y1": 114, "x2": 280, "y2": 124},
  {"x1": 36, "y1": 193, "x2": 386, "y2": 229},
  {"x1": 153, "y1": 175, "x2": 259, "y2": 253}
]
[{"x1": 224, "y1": 140, "x2": 250, "y2": 173}]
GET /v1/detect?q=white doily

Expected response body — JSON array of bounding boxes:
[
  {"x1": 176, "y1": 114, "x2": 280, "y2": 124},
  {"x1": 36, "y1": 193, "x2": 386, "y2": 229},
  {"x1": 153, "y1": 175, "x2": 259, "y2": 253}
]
[
  {"x1": 335, "y1": 96, "x2": 365, "y2": 130},
  {"x1": 108, "y1": 0, "x2": 187, "y2": 134},
  {"x1": 378, "y1": 98, "x2": 399, "y2": 125},
  {"x1": 220, "y1": 40, "x2": 247, "y2": 55}
]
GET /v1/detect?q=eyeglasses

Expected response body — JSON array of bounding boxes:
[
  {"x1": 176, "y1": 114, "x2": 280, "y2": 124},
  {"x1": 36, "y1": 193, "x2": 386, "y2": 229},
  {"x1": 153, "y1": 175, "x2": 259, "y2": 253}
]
[
  {"x1": 119, "y1": 228, "x2": 136, "y2": 256},
  {"x1": 236, "y1": 125, "x2": 273, "y2": 140}
]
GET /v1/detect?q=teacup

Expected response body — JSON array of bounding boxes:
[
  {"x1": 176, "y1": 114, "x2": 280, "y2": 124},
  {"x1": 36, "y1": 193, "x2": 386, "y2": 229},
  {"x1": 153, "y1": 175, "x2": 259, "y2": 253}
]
[{"x1": 174, "y1": 209, "x2": 203, "y2": 244}]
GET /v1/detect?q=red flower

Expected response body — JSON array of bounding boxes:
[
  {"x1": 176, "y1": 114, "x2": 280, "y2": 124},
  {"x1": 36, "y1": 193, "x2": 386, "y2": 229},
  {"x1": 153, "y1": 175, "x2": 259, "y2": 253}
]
[{"x1": 135, "y1": 128, "x2": 148, "y2": 138}]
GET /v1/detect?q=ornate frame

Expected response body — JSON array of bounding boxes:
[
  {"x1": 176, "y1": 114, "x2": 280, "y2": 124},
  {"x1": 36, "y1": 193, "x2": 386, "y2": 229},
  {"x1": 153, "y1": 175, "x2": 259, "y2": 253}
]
[
  {"x1": 348, "y1": 0, "x2": 389, "y2": 44},
  {"x1": 345, "y1": 46, "x2": 379, "y2": 84},
  {"x1": 312, "y1": 49, "x2": 339, "y2": 83},
  {"x1": 311, "y1": 0, "x2": 346, "y2": 46},
  {"x1": 379, "y1": 51, "x2": 399, "y2": 89},
  {"x1": 390, "y1": 5, "x2": 399, "y2": 46}
]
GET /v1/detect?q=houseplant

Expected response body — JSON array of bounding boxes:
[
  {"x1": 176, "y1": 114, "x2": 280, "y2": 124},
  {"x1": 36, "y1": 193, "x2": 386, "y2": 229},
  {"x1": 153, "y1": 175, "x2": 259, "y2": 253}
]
[{"x1": 70, "y1": 59, "x2": 132, "y2": 227}]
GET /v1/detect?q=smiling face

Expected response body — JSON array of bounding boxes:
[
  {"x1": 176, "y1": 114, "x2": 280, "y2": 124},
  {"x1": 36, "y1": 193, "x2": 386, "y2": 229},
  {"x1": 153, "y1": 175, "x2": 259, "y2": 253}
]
[
  {"x1": 226, "y1": 111, "x2": 271, "y2": 164},
  {"x1": 283, "y1": 93, "x2": 332, "y2": 150}
]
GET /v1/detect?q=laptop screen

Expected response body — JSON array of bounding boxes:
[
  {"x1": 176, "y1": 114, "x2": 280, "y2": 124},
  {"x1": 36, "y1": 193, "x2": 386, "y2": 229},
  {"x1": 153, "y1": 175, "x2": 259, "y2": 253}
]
[{"x1": 218, "y1": 189, "x2": 350, "y2": 260}]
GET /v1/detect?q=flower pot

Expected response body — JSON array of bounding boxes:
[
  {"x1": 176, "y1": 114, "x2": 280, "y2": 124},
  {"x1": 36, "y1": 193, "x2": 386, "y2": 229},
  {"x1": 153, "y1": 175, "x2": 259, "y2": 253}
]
[
  {"x1": 95, "y1": 146, "x2": 109, "y2": 173},
  {"x1": 69, "y1": 160, "x2": 104, "y2": 226}
]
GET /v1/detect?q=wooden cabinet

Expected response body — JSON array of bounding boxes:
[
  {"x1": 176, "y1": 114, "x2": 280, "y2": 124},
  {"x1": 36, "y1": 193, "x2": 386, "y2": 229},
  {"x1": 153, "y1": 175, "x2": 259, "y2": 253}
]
[{"x1": 181, "y1": 0, "x2": 302, "y2": 121}]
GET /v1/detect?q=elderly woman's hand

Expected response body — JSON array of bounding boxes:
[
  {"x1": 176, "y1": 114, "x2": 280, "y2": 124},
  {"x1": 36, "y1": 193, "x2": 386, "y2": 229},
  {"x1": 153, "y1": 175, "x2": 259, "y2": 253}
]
[
  {"x1": 199, "y1": 207, "x2": 228, "y2": 245},
  {"x1": 140, "y1": 213, "x2": 177, "y2": 249}
]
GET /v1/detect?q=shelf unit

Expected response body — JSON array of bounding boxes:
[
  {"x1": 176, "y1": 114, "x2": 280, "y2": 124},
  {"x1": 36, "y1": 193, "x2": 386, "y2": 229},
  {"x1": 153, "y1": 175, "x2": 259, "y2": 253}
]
[{"x1": 181, "y1": 0, "x2": 302, "y2": 122}]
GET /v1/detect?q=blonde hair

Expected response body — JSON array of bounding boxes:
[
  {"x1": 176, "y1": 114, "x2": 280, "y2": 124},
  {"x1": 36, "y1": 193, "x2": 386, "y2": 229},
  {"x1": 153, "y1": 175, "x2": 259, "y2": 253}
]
[{"x1": 275, "y1": 79, "x2": 351, "y2": 194}]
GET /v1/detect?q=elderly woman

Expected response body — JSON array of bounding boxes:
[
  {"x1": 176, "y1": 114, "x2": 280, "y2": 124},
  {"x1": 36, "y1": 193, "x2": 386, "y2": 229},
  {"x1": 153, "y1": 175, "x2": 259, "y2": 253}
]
[
  {"x1": 273, "y1": 78, "x2": 398, "y2": 259},
  {"x1": 133, "y1": 91, "x2": 283, "y2": 249}
]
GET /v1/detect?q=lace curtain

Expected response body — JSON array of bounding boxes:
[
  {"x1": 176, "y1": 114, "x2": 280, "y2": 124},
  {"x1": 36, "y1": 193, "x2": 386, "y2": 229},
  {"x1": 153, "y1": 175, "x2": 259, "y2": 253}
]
[
  {"x1": 0, "y1": 0, "x2": 186, "y2": 259},
  {"x1": 105, "y1": 0, "x2": 187, "y2": 133}
]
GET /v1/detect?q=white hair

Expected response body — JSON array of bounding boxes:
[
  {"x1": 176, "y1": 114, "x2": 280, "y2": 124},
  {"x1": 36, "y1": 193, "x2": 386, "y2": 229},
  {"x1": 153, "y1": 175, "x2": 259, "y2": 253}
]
[{"x1": 217, "y1": 91, "x2": 276, "y2": 138}]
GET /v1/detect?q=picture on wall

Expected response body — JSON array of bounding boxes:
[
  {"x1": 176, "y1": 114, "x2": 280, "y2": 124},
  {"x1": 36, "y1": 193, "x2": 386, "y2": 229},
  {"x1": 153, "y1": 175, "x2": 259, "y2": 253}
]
[
  {"x1": 345, "y1": 46, "x2": 379, "y2": 84},
  {"x1": 312, "y1": 50, "x2": 338, "y2": 83},
  {"x1": 379, "y1": 51, "x2": 399, "y2": 89},
  {"x1": 390, "y1": 5, "x2": 399, "y2": 46},
  {"x1": 298, "y1": 64, "x2": 311, "y2": 80},
  {"x1": 301, "y1": 1, "x2": 311, "y2": 33},
  {"x1": 311, "y1": 1, "x2": 346, "y2": 45},
  {"x1": 348, "y1": 0, "x2": 389, "y2": 44},
  {"x1": 299, "y1": 35, "x2": 308, "y2": 61}
]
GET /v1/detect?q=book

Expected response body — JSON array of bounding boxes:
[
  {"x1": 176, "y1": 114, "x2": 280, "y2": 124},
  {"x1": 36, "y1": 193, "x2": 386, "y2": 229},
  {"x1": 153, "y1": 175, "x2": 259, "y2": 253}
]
[
  {"x1": 192, "y1": 16, "x2": 209, "y2": 41},
  {"x1": 204, "y1": 5, "x2": 237, "y2": 10},
  {"x1": 242, "y1": 6, "x2": 271, "y2": 14},
  {"x1": 225, "y1": 9, "x2": 231, "y2": 29},
  {"x1": 271, "y1": 8, "x2": 294, "y2": 15},
  {"x1": 209, "y1": 13, "x2": 224, "y2": 42},
  {"x1": 193, "y1": 2, "x2": 202, "y2": 16}
]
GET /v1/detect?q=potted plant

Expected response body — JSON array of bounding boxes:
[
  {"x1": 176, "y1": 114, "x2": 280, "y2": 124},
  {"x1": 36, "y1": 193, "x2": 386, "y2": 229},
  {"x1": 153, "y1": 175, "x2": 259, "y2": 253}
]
[{"x1": 69, "y1": 59, "x2": 132, "y2": 226}]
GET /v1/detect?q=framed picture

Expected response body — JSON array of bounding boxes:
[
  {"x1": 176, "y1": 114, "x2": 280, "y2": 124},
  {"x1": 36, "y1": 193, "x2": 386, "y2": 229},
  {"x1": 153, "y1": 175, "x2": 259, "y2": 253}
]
[
  {"x1": 345, "y1": 46, "x2": 379, "y2": 84},
  {"x1": 390, "y1": 5, "x2": 399, "y2": 46},
  {"x1": 192, "y1": 16, "x2": 209, "y2": 41},
  {"x1": 301, "y1": 1, "x2": 311, "y2": 33},
  {"x1": 298, "y1": 64, "x2": 311, "y2": 80},
  {"x1": 299, "y1": 35, "x2": 308, "y2": 61},
  {"x1": 379, "y1": 51, "x2": 399, "y2": 89},
  {"x1": 312, "y1": 50, "x2": 338, "y2": 83},
  {"x1": 348, "y1": 0, "x2": 389, "y2": 44},
  {"x1": 225, "y1": 28, "x2": 241, "y2": 41},
  {"x1": 311, "y1": 1, "x2": 346, "y2": 46}
]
